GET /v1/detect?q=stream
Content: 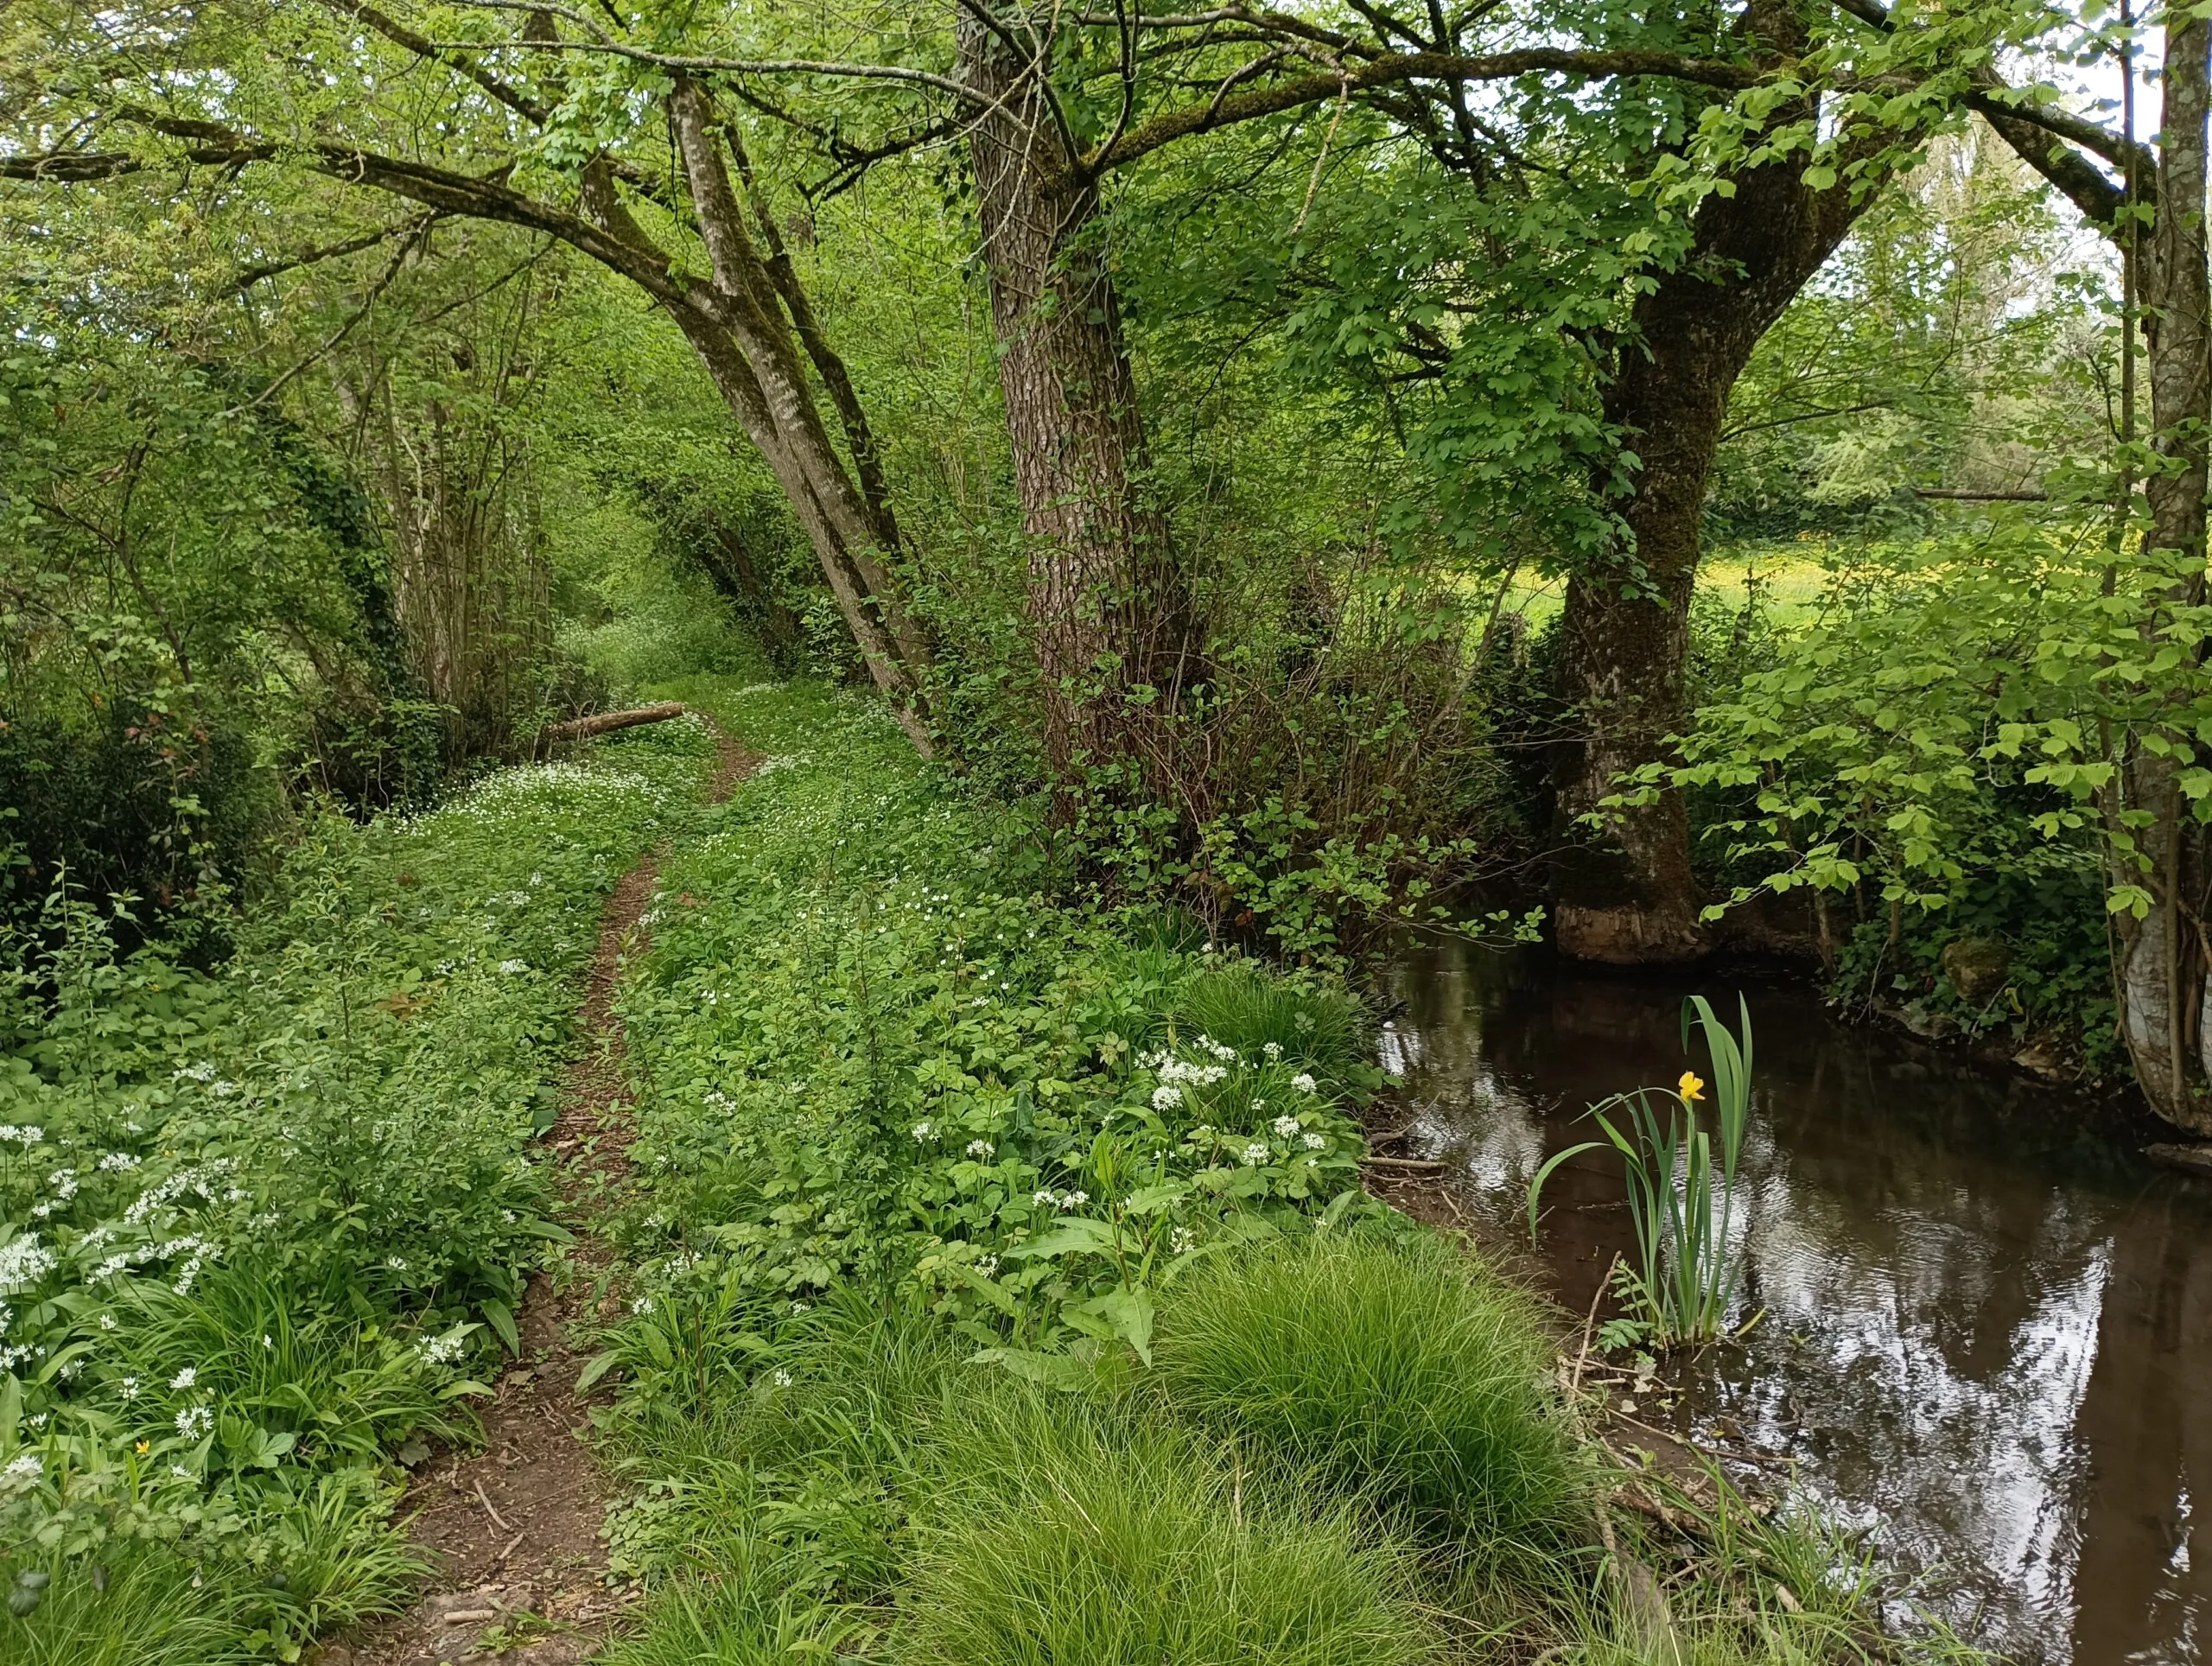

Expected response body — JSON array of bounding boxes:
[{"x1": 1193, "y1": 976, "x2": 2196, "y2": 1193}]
[{"x1": 1381, "y1": 934, "x2": 2212, "y2": 1665}]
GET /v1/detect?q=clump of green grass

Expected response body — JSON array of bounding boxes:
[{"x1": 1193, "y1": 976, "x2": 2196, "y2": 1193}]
[
  {"x1": 895, "y1": 1385, "x2": 1435, "y2": 1666},
  {"x1": 601, "y1": 1283, "x2": 963, "y2": 1599},
  {"x1": 596, "y1": 1528, "x2": 867, "y2": 1666},
  {"x1": 1175, "y1": 961, "x2": 1365, "y2": 1078},
  {"x1": 0, "y1": 1542, "x2": 249, "y2": 1665},
  {"x1": 1152, "y1": 1230, "x2": 1586, "y2": 1557}
]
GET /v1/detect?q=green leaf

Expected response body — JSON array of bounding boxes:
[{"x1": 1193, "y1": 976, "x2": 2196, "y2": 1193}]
[{"x1": 480, "y1": 1299, "x2": 520, "y2": 1357}]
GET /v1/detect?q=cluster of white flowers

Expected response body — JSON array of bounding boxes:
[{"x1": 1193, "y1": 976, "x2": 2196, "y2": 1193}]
[
  {"x1": 0, "y1": 1126, "x2": 43, "y2": 1146},
  {"x1": 1240, "y1": 1142, "x2": 1271, "y2": 1167},
  {"x1": 1171, "y1": 1226, "x2": 1198, "y2": 1255},
  {"x1": 631, "y1": 1294, "x2": 655, "y2": 1315},
  {"x1": 1271, "y1": 1115, "x2": 1302, "y2": 1138},
  {"x1": 498, "y1": 958, "x2": 530, "y2": 975},
  {"x1": 1, "y1": 1453, "x2": 41, "y2": 1492},
  {"x1": 770, "y1": 1368, "x2": 795, "y2": 1388},
  {"x1": 1302, "y1": 1132, "x2": 1327, "y2": 1151},
  {"x1": 0, "y1": 1236, "x2": 56, "y2": 1295},
  {"x1": 973, "y1": 1255, "x2": 999, "y2": 1277},
  {"x1": 912, "y1": 1121, "x2": 935, "y2": 1141},
  {"x1": 1148, "y1": 1053, "x2": 1231, "y2": 1088},
  {"x1": 963, "y1": 1139, "x2": 995, "y2": 1160},
  {"x1": 98, "y1": 1151, "x2": 141, "y2": 1173},
  {"x1": 169, "y1": 1366, "x2": 197, "y2": 1389},
  {"x1": 119, "y1": 1376, "x2": 140, "y2": 1400},
  {"x1": 28, "y1": 1167, "x2": 79, "y2": 1222},
  {"x1": 1263, "y1": 1041, "x2": 1283, "y2": 1061},
  {"x1": 1290, "y1": 1072, "x2": 1319, "y2": 1095},
  {"x1": 417, "y1": 1327, "x2": 467, "y2": 1367},
  {"x1": 175, "y1": 1405, "x2": 213, "y2": 1442},
  {"x1": 1151, "y1": 1085, "x2": 1183, "y2": 1112},
  {"x1": 1031, "y1": 1187, "x2": 1089, "y2": 1211},
  {"x1": 124, "y1": 1159, "x2": 238, "y2": 1225}
]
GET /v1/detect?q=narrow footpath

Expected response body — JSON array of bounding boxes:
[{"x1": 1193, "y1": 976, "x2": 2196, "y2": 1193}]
[{"x1": 327, "y1": 729, "x2": 755, "y2": 1666}]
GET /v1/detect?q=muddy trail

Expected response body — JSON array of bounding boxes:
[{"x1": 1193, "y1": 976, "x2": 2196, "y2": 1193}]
[{"x1": 324, "y1": 731, "x2": 755, "y2": 1666}]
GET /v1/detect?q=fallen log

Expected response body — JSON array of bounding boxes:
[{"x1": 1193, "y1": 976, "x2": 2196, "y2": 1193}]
[
  {"x1": 539, "y1": 702, "x2": 687, "y2": 746},
  {"x1": 2145, "y1": 1142, "x2": 2212, "y2": 1179}
]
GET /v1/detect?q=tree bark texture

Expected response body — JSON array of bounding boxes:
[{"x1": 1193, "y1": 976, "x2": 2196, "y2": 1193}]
[
  {"x1": 1552, "y1": 37, "x2": 1872, "y2": 963},
  {"x1": 958, "y1": 8, "x2": 1199, "y2": 778},
  {"x1": 346, "y1": 370, "x2": 550, "y2": 764},
  {"x1": 2112, "y1": 16, "x2": 2212, "y2": 1132},
  {"x1": 538, "y1": 701, "x2": 687, "y2": 744}
]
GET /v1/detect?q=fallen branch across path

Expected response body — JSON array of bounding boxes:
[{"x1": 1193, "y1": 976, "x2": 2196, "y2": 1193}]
[{"x1": 538, "y1": 702, "x2": 688, "y2": 746}]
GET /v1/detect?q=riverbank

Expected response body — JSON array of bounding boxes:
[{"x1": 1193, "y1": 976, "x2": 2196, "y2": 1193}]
[
  {"x1": 0, "y1": 665, "x2": 1990, "y2": 1665},
  {"x1": 575, "y1": 675, "x2": 1987, "y2": 1666}
]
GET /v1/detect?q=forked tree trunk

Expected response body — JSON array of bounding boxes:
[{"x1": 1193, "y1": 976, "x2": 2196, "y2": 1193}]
[
  {"x1": 578, "y1": 111, "x2": 941, "y2": 756},
  {"x1": 1553, "y1": 66, "x2": 1872, "y2": 963},
  {"x1": 2110, "y1": 16, "x2": 2212, "y2": 1131},
  {"x1": 958, "y1": 7, "x2": 1198, "y2": 778}
]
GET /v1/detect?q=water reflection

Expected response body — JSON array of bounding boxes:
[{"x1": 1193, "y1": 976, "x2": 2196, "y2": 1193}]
[{"x1": 1382, "y1": 935, "x2": 2212, "y2": 1666}]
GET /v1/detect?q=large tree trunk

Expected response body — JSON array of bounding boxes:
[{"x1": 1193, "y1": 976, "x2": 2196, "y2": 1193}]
[
  {"x1": 958, "y1": 7, "x2": 1198, "y2": 777},
  {"x1": 1553, "y1": 67, "x2": 1871, "y2": 963},
  {"x1": 2112, "y1": 16, "x2": 2212, "y2": 1131}
]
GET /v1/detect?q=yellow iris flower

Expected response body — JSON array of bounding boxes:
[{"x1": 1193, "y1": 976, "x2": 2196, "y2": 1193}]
[{"x1": 1678, "y1": 1071, "x2": 1706, "y2": 1103}]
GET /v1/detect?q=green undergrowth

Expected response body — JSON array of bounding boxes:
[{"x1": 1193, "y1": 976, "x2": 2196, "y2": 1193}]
[
  {"x1": 0, "y1": 716, "x2": 716, "y2": 1659},
  {"x1": 590, "y1": 677, "x2": 1989, "y2": 1666}
]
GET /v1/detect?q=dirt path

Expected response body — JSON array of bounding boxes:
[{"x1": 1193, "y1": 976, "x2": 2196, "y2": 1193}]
[{"x1": 323, "y1": 731, "x2": 754, "y2": 1666}]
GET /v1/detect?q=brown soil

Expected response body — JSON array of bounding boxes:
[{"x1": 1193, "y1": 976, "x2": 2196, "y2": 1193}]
[{"x1": 320, "y1": 730, "x2": 755, "y2": 1666}]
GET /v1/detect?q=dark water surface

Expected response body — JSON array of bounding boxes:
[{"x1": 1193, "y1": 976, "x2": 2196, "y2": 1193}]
[{"x1": 1381, "y1": 936, "x2": 2212, "y2": 1666}]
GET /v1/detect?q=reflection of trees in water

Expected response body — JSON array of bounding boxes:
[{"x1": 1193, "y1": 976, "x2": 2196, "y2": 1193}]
[
  {"x1": 2067, "y1": 1182, "x2": 2212, "y2": 1664},
  {"x1": 1384, "y1": 936, "x2": 2212, "y2": 1666}
]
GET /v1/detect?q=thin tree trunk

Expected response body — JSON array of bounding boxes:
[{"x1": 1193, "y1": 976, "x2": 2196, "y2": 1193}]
[
  {"x1": 958, "y1": 6, "x2": 1198, "y2": 778},
  {"x1": 2113, "y1": 14, "x2": 2212, "y2": 1130}
]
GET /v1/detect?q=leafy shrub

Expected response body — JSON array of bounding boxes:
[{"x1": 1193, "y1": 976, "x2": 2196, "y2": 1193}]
[
  {"x1": 0, "y1": 703, "x2": 272, "y2": 946},
  {"x1": 1152, "y1": 1231, "x2": 1586, "y2": 1556},
  {"x1": 895, "y1": 1385, "x2": 1436, "y2": 1666}
]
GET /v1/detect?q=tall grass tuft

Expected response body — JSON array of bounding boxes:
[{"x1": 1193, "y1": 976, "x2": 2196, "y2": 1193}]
[
  {"x1": 895, "y1": 1385, "x2": 1435, "y2": 1666},
  {"x1": 1175, "y1": 962, "x2": 1365, "y2": 1078},
  {"x1": 597, "y1": 1529, "x2": 867, "y2": 1666},
  {"x1": 1531, "y1": 995, "x2": 1755, "y2": 1349},
  {"x1": 0, "y1": 1543, "x2": 249, "y2": 1665},
  {"x1": 1150, "y1": 1230, "x2": 1586, "y2": 1559}
]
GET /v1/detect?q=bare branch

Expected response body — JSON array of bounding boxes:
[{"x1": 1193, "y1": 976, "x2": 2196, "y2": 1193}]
[
  {"x1": 422, "y1": 32, "x2": 995, "y2": 109},
  {"x1": 228, "y1": 212, "x2": 438, "y2": 289},
  {"x1": 1090, "y1": 47, "x2": 1758, "y2": 173},
  {"x1": 322, "y1": 0, "x2": 554, "y2": 126}
]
